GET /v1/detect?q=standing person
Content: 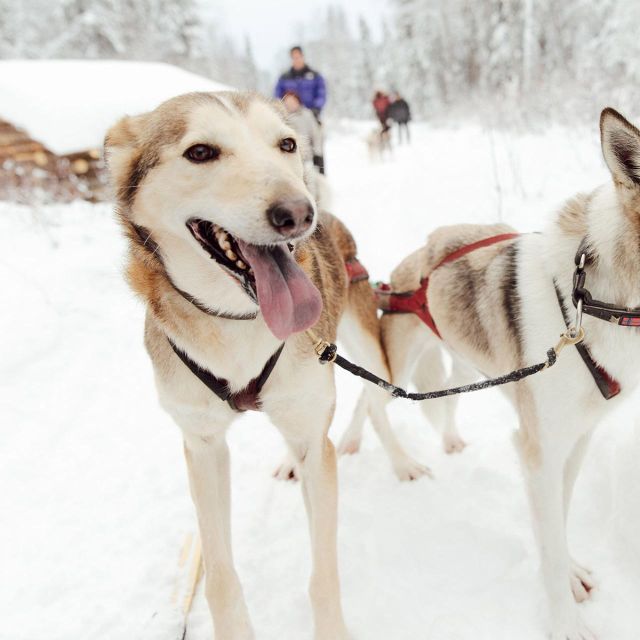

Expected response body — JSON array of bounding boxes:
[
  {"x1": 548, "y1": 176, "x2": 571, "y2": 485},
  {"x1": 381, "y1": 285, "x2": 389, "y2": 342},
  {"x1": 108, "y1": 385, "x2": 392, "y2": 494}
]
[
  {"x1": 387, "y1": 92, "x2": 412, "y2": 144},
  {"x1": 282, "y1": 91, "x2": 323, "y2": 174},
  {"x1": 281, "y1": 91, "x2": 328, "y2": 206},
  {"x1": 372, "y1": 91, "x2": 391, "y2": 134},
  {"x1": 275, "y1": 46, "x2": 327, "y2": 173}
]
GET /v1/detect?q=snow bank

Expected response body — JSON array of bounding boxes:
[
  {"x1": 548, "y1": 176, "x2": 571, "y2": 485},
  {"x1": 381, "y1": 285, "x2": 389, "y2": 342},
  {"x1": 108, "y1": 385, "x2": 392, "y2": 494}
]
[
  {"x1": 1, "y1": 123, "x2": 639, "y2": 639},
  {"x1": 0, "y1": 60, "x2": 230, "y2": 154}
]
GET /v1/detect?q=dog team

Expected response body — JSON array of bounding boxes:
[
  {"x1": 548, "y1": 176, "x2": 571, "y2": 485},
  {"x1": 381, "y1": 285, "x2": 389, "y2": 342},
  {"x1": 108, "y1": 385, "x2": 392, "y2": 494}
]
[{"x1": 105, "y1": 90, "x2": 640, "y2": 640}]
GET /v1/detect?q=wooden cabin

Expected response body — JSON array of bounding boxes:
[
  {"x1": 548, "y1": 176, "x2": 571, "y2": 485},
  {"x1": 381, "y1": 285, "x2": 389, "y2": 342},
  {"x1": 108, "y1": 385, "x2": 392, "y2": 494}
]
[
  {"x1": 0, "y1": 117, "x2": 106, "y2": 203},
  {"x1": 0, "y1": 60, "x2": 230, "y2": 205}
]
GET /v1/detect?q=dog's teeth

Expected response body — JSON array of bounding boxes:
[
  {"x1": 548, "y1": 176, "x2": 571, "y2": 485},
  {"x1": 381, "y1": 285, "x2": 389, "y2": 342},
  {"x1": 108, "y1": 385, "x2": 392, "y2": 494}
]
[
  {"x1": 220, "y1": 240, "x2": 231, "y2": 251},
  {"x1": 236, "y1": 260, "x2": 247, "y2": 270},
  {"x1": 226, "y1": 249, "x2": 237, "y2": 261}
]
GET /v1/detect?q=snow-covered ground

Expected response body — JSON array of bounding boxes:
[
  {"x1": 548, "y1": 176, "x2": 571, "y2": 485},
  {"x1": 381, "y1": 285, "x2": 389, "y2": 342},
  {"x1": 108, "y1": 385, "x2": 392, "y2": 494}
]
[{"x1": 2, "y1": 122, "x2": 640, "y2": 640}]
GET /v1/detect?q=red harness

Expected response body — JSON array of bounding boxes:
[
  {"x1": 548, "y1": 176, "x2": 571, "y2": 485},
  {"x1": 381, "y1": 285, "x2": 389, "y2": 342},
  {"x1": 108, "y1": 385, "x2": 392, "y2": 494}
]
[
  {"x1": 374, "y1": 232, "x2": 622, "y2": 400},
  {"x1": 377, "y1": 233, "x2": 520, "y2": 338},
  {"x1": 345, "y1": 257, "x2": 370, "y2": 283}
]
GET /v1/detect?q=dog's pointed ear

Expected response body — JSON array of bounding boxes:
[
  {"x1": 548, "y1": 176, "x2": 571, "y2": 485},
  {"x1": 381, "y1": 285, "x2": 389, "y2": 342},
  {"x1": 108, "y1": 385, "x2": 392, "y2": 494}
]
[
  {"x1": 104, "y1": 114, "x2": 148, "y2": 201},
  {"x1": 600, "y1": 107, "x2": 640, "y2": 187}
]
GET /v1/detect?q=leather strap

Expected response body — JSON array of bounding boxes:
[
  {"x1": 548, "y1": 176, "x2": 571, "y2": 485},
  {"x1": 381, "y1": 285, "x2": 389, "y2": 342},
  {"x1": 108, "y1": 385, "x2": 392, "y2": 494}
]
[
  {"x1": 555, "y1": 282, "x2": 621, "y2": 400},
  {"x1": 169, "y1": 340, "x2": 285, "y2": 412},
  {"x1": 377, "y1": 278, "x2": 440, "y2": 337},
  {"x1": 572, "y1": 239, "x2": 640, "y2": 327},
  {"x1": 433, "y1": 232, "x2": 520, "y2": 269}
]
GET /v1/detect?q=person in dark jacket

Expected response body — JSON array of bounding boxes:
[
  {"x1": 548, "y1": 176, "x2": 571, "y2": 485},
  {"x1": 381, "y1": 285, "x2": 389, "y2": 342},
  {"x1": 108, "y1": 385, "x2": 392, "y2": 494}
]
[
  {"x1": 275, "y1": 46, "x2": 327, "y2": 173},
  {"x1": 387, "y1": 93, "x2": 412, "y2": 144},
  {"x1": 275, "y1": 46, "x2": 327, "y2": 119}
]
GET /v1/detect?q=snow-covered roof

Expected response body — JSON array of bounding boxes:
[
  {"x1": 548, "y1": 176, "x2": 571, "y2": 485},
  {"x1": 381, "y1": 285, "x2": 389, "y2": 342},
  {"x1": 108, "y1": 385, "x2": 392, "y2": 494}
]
[{"x1": 0, "y1": 60, "x2": 231, "y2": 155}]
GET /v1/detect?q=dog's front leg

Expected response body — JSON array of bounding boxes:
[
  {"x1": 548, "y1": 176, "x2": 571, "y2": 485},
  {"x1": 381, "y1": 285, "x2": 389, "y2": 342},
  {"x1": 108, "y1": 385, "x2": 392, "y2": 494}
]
[
  {"x1": 518, "y1": 432, "x2": 596, "y2": 640},
  {"x1": 183, "y1": 430, "x2": 254, "y2": 640},
  {"x1": 272, "y1": 393, "x2": 351, "y2": 640},
  {"x1": 301, "y1": 432, "x2": 350, "y2": 640},
  {"x1": 564, "y1": 432, "x2": 596, "y2": 603}
]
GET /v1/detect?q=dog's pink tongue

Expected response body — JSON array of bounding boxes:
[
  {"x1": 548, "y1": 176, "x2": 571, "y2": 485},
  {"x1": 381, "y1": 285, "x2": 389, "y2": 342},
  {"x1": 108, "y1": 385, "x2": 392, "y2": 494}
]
[{"x1": 237, "y1": 241, "x2": 323, "y2": 340}]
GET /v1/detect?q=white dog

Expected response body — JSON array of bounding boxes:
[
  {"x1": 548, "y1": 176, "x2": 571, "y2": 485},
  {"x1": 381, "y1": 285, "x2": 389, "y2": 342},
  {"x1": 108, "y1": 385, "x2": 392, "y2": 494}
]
[{"x1": 379, "y1": 108, "x2": 640, "y2": 639}]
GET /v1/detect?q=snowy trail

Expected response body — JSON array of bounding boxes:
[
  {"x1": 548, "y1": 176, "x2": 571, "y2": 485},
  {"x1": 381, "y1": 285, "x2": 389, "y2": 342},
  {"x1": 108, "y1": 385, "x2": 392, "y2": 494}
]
[{"x1": 1, "y1": 123, "x2": 639, "y2": 640}]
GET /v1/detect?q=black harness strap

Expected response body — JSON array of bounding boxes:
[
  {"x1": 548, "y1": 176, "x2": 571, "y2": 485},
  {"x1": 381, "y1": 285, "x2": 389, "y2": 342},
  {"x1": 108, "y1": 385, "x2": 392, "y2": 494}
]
[
  {"x1": 132, "y1": 222, "x2": 284, "y2": 410},
  {"x1": 169, "y1": 340, "x2": 285, "y2": 412},
  {"x1": 554, "y1": 282, "x2": 621, "y2": 400}
]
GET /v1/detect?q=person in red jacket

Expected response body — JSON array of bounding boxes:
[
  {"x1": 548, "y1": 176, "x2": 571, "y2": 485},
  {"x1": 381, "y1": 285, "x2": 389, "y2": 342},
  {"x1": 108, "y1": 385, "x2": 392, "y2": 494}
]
[{"x1": 372, "y1": 91, "x2": 391, "y2": 133}]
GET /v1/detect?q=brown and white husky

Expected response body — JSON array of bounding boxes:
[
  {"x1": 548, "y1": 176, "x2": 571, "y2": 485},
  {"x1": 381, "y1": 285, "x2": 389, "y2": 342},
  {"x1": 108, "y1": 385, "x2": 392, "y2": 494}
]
[
  {"x1": 379, "y1": 108, "x2": 640, "y2": 640},
  {"x1": 105, "y1": 91, "x2": 428, "y2": 640}
]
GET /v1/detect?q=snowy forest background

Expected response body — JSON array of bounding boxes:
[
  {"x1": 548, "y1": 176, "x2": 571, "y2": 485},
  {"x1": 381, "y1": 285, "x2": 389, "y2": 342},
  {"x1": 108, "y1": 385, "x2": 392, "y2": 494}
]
[{"x1": 1, "y1": 0, "x2": 639, "y2": 123}]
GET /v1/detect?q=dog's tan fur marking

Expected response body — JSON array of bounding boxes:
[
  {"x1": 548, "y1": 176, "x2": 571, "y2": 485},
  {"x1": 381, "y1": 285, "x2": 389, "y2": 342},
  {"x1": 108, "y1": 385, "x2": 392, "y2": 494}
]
[{"x1": 556, "y1": 193, "x2": 589, "y2": 236}]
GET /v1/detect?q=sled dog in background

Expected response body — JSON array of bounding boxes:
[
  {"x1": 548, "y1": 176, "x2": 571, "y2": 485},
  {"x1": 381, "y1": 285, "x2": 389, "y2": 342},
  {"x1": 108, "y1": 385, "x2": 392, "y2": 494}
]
[
  {"x1": 105, "y1": 91, "x2": 428, "y2": 640},
  {"x1": 366, "y1": 127, "x2": 392, "y2": 161},
  {"x1": 380, "y1": 108, "x2": 640, "y2": 639}
]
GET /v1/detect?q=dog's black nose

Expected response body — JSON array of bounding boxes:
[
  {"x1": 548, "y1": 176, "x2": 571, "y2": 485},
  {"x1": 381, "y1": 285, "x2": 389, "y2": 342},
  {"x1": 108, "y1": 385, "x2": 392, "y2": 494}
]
[{"x1": 267, "y1": 198, "x2": 314, "y2": 237}]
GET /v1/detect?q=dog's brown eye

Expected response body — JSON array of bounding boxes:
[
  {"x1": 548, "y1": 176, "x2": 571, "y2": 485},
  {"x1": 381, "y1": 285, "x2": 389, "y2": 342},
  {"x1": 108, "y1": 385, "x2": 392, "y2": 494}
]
[
  {"x1": 184, "y1": 144, "x2": 220, "y2": 163},
  {"x1": 279, "y1": 137, "x2": 297, "y2": 153}
]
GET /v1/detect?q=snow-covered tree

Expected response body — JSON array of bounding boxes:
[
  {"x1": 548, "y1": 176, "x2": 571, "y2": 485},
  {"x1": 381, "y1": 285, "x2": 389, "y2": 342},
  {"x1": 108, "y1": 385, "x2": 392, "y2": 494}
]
[
  {"x1": 2, "y1": 0, "x2": 639, "y2": 121},
  {"x1": 0, "y1": 0, "x2": 263, "y2": 92}
]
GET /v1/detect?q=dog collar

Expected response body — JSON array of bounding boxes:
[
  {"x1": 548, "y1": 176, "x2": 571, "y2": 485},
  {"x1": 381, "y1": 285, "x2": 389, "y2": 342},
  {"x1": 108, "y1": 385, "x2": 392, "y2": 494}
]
[
  {"x1": 572, "y1": 239, "x2": 640, "y2": 327},
  {"x1": 130, "y1": 222, "x2": 258, "y2": 321}
]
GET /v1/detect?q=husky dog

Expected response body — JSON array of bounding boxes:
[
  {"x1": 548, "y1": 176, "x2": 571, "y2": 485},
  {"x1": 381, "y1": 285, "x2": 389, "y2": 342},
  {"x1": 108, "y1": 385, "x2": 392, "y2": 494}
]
[
  {"x1": 105, "y1": 91, "x2": 428, "y2": 640},
  {"x1": 380, "y1": 108, "x2": 640, "y2": 639}
]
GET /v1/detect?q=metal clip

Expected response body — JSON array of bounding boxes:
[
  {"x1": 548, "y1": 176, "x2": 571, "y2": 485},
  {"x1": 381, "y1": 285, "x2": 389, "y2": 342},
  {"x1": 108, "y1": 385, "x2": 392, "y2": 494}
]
[
  {"x1": 553, "y1": 326, "x2": 585, "y2": 357},
  {"x1": 312, "y1": 338, "x2": 331, "y2": 358},
  {"x1": 572, "y1": 297, "x2": 583, "y2": 338}
]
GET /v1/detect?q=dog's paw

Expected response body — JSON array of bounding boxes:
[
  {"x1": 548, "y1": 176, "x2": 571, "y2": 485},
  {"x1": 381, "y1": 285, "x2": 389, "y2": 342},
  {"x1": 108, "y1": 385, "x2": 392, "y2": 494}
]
[
  {"x1": 443, "y1": 434, "x2": 467, "y2": 454},
  {"x1": 570, "y1": 560, "x2": 595, "y2": 603},
  {"x1": 393, "y1": 456, "x2": 433, "y2": 481},
  {"x1": 315, "y1": 626, "x2": 352, "y2": 640},
  {"x1": 337, "y1": 436, "x2": 361, "y2": 456},
  {"x1": 273, "y1": 460, "x2": 299, "y2": 482},
  {"x1": 550, "y1": 616, "x2": 597, "y2": 640}
]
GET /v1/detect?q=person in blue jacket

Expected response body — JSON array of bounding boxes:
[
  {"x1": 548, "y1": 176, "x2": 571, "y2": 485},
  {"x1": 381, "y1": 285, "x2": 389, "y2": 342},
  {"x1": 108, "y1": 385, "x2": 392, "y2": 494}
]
[{"x1": 275, "y1": 46, "x2": 327, "y2": 173}]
